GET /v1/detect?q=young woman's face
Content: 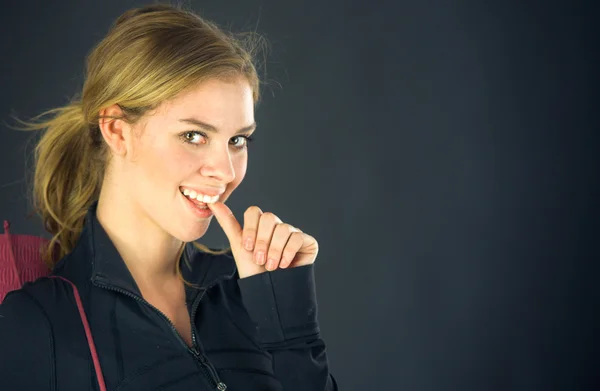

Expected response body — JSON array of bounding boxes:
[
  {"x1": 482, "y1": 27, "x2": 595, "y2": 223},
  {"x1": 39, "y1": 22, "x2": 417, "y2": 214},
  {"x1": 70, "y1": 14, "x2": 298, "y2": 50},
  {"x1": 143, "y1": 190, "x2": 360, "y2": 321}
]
[{"x1": 126, "y1": 77, "x2": 255, "y2": 242}]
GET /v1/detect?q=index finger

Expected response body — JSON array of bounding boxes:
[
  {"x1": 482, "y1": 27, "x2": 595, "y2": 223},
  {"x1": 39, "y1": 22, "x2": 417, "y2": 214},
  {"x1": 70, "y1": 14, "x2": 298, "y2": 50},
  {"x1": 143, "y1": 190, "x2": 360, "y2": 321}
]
[{"x1": 242, "y1": 206, "x2": 263, "y2": 251}]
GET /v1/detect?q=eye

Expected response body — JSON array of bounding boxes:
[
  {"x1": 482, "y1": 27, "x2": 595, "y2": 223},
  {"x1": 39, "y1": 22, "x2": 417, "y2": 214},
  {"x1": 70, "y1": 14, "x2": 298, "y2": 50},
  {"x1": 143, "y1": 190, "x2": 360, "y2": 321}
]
[
  {"x1": 181, "y1": 131, "x2": 206, "y2": 145},
  {"x1": 230, "y1": 135, "x2": 255, "y2": 150}
]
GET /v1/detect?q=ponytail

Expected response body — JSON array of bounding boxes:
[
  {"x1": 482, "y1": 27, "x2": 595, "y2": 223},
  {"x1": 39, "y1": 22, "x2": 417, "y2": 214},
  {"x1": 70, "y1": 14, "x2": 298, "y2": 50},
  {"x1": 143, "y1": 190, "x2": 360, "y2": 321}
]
[{"x1": 13, "y1": 99, "x2": 106, "y2": 267}]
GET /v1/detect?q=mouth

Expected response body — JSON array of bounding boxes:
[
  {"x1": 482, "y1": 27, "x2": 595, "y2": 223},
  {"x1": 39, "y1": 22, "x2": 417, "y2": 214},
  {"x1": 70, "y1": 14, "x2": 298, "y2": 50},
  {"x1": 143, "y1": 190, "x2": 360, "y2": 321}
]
[
  {"x1": 180, "y1": 189, "x2": 214, "y2": 219},
  {"x1": 179, "y1": 186, "x2": 222, "y2": 209}
]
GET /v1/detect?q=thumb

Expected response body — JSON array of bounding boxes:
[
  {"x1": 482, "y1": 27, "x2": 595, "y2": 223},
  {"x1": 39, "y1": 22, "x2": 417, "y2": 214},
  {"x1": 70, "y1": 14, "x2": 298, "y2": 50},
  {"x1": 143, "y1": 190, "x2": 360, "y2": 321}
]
[{"x1": 207, "y1": 201, "x2": 242, "y2": 248}]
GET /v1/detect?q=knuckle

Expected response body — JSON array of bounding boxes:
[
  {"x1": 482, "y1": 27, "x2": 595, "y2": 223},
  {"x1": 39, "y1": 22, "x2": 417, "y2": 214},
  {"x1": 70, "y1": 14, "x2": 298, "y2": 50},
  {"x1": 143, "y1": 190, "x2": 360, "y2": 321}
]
[
  {"x1": 244, "y1": 206, "x2": 262, "y2": 217},
  {"x1": 281, "y1": 223, "x2": 294, "y2": 232},
  {"x1": 255, "y1": 239, "x2": 269, "y2": 249},
  {"x1": 293, "y1": 233, "x2": 305, "y2": 245},
  {"x1": 274, "y1": 223, "x2": 290, "y2": 233},
  {"x1": 261, "y1": 212, "x2": 277, "y2": 222},
  {"x1": 243, "y1": 227, "x2": 256, "y2": 236}
]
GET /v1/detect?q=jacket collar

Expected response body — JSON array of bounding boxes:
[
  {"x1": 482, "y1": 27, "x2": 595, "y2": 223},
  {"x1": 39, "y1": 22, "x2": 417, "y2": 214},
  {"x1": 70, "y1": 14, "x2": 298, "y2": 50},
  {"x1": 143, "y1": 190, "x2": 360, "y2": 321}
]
[{"x1": 55, "y1": 201, "x2": 237, "y2": 296}]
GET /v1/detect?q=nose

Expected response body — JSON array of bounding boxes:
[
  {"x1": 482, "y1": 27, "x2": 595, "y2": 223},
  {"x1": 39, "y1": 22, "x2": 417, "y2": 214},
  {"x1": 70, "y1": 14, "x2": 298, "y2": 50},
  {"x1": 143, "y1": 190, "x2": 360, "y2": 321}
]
[{"x1": 199, "y1": 146, "x2": 236, "y2": 183}]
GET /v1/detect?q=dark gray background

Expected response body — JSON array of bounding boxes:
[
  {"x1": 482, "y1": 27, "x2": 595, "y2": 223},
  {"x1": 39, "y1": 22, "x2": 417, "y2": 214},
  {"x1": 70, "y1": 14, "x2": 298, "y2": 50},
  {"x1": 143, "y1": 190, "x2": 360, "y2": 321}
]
[{"x1": 1, "y1": 0, "x2": 598, "y2": 390}]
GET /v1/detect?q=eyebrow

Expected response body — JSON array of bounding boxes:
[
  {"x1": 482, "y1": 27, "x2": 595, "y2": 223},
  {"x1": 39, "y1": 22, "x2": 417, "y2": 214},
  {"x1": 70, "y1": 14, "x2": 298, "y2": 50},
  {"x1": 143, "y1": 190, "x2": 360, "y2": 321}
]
[{"x1": 179, "y1": 118, "x2": 257, "y2": 134}]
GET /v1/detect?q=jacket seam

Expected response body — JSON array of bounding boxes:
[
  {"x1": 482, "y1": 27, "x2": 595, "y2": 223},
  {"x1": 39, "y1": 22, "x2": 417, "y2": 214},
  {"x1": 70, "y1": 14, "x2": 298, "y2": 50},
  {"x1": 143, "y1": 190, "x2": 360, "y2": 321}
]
[
  {"x1": 204, "y1": 347, "x2": 271, "y2": 359},
  {"x1": 283, "y1": 323, "x2": 320, "y2": 333},
  {"x1": 111, "y1": 294, "x2": 124, "y2": 381},
  {"x1": 267, "y1": 272, "x2": 285, "y2": 339},
  {"x1": 112, "y1": 353, "x2": 187, "y2": 391}
]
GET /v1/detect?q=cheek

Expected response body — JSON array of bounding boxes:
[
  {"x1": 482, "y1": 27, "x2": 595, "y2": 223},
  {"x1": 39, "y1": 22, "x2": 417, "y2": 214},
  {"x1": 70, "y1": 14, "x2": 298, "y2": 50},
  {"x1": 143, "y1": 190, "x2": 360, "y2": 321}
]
[
  {"x1": 138, "y1": 143, "x2": 190, "y2": 187},
  {"x1": 231, "y1": 154, "x2": 248, "y2": 188}
]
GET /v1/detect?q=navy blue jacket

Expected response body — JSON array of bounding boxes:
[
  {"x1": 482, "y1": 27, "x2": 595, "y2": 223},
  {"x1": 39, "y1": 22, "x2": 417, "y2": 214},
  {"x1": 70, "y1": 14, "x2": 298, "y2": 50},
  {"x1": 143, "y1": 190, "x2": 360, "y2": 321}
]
[{"x1": 0, "y1": 203, "x2": 337, "y2": 390}]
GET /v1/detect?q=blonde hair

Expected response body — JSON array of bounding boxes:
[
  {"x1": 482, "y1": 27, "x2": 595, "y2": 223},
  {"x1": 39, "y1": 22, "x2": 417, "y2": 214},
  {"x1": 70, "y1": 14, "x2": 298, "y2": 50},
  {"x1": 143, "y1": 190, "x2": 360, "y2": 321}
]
[{"x1": 12, "y1": 3, "x2": 265, "y2": 269}]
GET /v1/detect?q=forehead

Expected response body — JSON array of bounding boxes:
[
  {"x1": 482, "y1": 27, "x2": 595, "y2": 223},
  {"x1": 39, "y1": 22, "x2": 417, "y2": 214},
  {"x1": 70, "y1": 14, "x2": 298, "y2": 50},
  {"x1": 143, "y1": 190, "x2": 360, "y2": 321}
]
[{"x1": 153, "y1": 77, "x2": 255, "y2": 127}]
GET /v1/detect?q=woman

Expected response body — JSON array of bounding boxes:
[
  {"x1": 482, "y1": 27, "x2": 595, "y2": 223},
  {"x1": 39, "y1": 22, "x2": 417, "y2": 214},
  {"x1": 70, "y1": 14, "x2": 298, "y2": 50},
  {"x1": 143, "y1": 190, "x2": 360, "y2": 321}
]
[{"x1": 0, "y1": 4, "x2": 336, "y2": 391}]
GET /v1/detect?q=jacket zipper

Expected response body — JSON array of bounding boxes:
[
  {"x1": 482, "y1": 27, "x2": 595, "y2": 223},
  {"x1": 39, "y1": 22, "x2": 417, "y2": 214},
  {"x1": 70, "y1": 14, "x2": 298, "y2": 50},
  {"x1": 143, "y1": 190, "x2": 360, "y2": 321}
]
[
  {"x1": 189, "y1": 288, "x2": 227, "y2": 391},
  {"x1": 93, "y1": 281, "x2": 227, "y2": 390}
]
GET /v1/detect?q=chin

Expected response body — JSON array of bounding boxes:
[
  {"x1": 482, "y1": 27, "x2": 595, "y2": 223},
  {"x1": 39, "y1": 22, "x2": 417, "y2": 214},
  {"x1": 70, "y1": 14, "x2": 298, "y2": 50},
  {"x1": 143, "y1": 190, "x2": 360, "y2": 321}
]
[{"x1": 173, "y1": 220, "x2": 211, "y2": 243}]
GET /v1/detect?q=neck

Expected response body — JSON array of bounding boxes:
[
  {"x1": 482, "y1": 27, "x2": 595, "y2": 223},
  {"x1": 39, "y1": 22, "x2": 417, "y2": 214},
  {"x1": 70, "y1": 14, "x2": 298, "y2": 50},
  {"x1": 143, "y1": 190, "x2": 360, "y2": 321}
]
[{"x1": 95, "y1": 189, "x2": 184, "y2": 288}]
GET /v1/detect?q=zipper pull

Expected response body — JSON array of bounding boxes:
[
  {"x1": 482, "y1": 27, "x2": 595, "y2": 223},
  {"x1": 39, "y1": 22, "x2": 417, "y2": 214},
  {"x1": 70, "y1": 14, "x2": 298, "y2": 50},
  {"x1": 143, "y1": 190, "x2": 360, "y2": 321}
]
[{"x1": 216, "y1": 382, "x2": 227, "y2": 390}]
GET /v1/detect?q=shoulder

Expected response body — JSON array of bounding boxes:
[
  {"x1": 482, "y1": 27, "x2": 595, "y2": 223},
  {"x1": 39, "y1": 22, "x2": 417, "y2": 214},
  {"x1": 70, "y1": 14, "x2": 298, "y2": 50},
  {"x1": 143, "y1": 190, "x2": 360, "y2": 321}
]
[
  {"x1": 0, "y1": 284, "x2": 52, "y2": 357},
  {"x1": 0, "y1": 276, "x2": 75, "y2": 332},
  {"x1": 0, "y1": 275, "x2": 79, "y2": 349},
  {"x1": 0, "y1": 278, "x2": 59, "y2": 331}
]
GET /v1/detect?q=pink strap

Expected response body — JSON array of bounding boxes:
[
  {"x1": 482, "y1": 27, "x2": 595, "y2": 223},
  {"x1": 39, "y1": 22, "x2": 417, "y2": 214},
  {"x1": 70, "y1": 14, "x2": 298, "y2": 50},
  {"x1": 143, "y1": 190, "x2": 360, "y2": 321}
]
[
  {"x1": 49, "y1": 276, "x2": 106, "y2": 391},
  {"x1": 2, "y1": 221, "x2": 22, "y2": 286}
]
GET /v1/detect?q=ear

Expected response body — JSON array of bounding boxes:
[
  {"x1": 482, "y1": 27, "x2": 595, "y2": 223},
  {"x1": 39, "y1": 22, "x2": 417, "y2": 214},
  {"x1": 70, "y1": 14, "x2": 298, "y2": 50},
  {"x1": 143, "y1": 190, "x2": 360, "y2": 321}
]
[{"x1": 98, "y1": 104, "x2": 133, "y2": 157}]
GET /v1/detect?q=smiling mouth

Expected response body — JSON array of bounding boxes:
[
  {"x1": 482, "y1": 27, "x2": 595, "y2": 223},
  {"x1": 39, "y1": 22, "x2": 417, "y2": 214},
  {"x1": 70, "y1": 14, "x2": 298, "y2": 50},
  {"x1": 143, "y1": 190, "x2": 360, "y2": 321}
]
[{"x1": 180, "y1": 191, "x2": 209, "y2": 209}]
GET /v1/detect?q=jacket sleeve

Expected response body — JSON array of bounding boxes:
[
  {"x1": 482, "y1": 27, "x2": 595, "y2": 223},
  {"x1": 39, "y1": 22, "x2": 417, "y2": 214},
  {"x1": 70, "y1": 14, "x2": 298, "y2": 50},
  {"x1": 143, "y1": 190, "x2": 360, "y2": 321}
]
[
  {"x1": 0, "y1": 290, "x2": 54, "y2": 390},
  {"x1": 237, "y1": 264, "x2": 338, "y2": 391}
]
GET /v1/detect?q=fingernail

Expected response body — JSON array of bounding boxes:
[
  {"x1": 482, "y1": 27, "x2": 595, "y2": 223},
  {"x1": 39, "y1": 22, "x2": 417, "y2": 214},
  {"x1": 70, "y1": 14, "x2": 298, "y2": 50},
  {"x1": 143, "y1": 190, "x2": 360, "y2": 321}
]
[
  {"x1": 266, "y1": 259, "x2": 275, "y2": 271},
  {"x1": 244, "y1": 238, "x2": 253, "y2": 251},
  {"x1": 255, "y1": 251, "x2": 265, "y2": 265}
]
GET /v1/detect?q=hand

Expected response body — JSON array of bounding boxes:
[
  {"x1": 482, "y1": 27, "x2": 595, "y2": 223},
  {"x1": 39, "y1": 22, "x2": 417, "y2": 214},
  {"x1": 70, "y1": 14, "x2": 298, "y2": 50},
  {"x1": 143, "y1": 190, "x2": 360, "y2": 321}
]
[{"x1": 207, "y1": 202, "x2": 319, "y2": 279}]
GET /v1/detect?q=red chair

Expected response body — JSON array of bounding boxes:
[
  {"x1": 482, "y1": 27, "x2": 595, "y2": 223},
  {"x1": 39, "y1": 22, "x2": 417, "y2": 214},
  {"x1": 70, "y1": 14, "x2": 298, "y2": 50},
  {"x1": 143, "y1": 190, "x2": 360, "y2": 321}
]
[{"x1": 0, "y1": 220, "x2": 51, "y2": 303}]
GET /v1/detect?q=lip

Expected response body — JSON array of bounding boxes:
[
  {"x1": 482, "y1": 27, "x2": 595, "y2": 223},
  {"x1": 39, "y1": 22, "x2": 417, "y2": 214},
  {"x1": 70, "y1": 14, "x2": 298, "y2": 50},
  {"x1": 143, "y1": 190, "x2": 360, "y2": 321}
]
[
  {"x1": 179, "y1": 186, "x2": 225, "y2": 197},
  {"x1": 181, "y1": 191, "x2": 214, "y2": 218}
]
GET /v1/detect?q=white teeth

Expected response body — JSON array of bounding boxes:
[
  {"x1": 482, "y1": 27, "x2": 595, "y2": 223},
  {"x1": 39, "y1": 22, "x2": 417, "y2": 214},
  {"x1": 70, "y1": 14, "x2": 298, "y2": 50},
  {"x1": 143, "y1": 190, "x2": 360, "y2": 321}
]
[
  {"x1": 180, "y1": 188, "x2": 220, "y2": 204},
  {"x1": 200, "y1": 194, "x2": 219, "y2": 203}
]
